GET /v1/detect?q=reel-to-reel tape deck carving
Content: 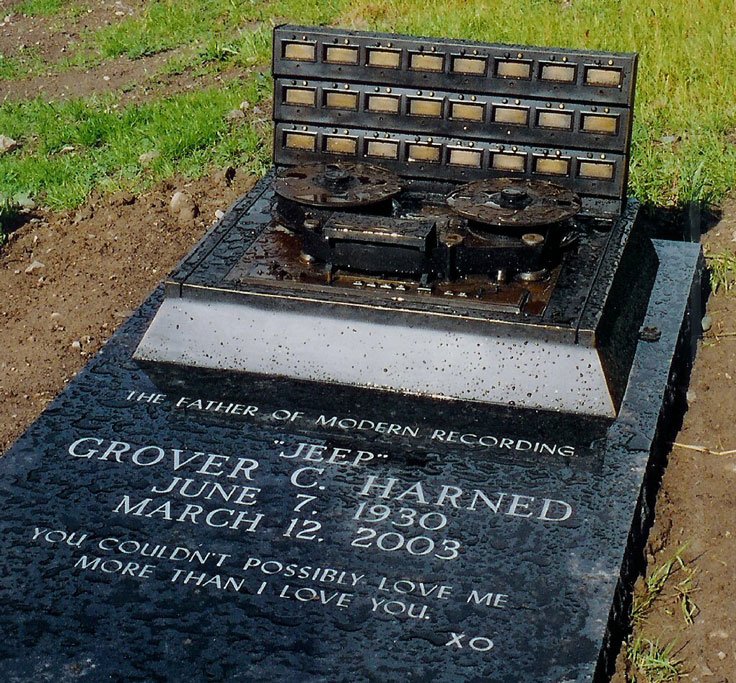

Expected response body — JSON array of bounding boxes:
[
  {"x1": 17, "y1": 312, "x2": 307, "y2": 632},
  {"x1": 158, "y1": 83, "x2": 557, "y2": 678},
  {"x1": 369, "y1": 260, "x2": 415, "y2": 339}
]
[{"x1": 135, "y1": 25, "x2": 656, "y2": 417}]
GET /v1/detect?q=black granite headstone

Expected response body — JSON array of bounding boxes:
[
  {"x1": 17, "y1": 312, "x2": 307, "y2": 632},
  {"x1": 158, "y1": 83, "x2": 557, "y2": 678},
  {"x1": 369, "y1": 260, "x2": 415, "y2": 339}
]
[{"x1": 0, "y1": 241, "x2": 700, "y2": 682}]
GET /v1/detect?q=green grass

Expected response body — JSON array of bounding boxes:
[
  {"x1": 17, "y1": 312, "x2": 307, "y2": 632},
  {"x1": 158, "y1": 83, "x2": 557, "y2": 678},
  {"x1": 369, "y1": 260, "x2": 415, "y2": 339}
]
[
  {"x1": 341, "y1": 0, "x2": 736, "y2": 206},
  {"x1": 0, "y1": 55, "x2": 22, "y2": 80},
  {"x1": 15, "y1": 0, "x2": 69, "y2": 16},
  {"x1": 627, "y1": 638, "x2": 682, "y2": 683},
  {"x1": 0, "y1": 73, "x2": 271, "y2": 208},
  {"x1": 0, "y1": 49, "x2": 47, "y2": 81},
  {"x1": 0, "y1": 0, "x2": 735, "y2": 210},
  {"x1": 88, "y1": 0, "x2": 347, "y2": 60},
  {"x1": 632, "y1": 545, "x2": 698, "y2": 626},
  {"x1": 674, "y1": 566, "x2": 699, "y2": 625},
  {"x1": 632, "y1": 546, "x2": 686, "y2": 623},
  {"x1": 92, "y1": 1, "x2": 239, "y2": 60},
  {"x1": 627, "y1": 547, "x2": 697, "y2": 681},
  {"x1": 707, "y1": 252, "x2": 736, "y2": 294}
]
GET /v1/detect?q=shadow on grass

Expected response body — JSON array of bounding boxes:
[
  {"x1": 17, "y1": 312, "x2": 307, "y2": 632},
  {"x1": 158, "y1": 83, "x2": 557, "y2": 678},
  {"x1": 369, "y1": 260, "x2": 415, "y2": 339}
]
[
  {"x1": 0, "y1": 206, "x2": 33, "y2": 246},
  {"x1": 639, "y1": 201, "x2": 721, "y2": 243}
]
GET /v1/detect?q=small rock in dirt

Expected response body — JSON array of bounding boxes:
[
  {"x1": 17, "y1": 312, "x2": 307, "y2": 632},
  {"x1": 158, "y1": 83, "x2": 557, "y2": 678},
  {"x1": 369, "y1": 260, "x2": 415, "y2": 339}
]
[
  {"x1": 215, "y1": 209, "x2": 225, "y2": 219},
  {"x1": 15, "y1": 195, "x2": 36, "y2": 210},
  {"x1": 687, "y1": 389, "x2": 697, "y2": 404},
  {"x1": 73, "y1": 206, "x2": 94, "y2": 224},
  {"x1": 702, "y1": 314, "x2": 713, "y2": 332},
  {"x1": 226, "y1": 109, "x2": 246, "y2": 121},
  {"x1": 71, "y1": 340, "x2": 82, "y2": 350},
  {"x1": 239, "y1": 100, "x2": 250, "y2": 111},
  {"x1": 24, "y1": 260, "x2": 44, "y2": 274},
  {"x1": 660, "y1": 134, "x2": 680, "y2": 144},
  {"x1": 50, "y1": 312, "x2": 61, "y2": 320},
  {"x1": 0, "y1": 135, "x2": 19, "y2": 154},
  {"x1": 59, "y1": 145, "x2": 75, "y2": 154},
  {"x1": 700, "y1": 661, "x2": 715, "y2": 676},
  {"x1": 169, "y1": 191, "x2": 199, "y2": 221},
  {"x1": 138, "y1": 150, "x2": 160, "y2": 166},
  {"x1": 718, "y1": 651, "x2": 726, "y2": 660},
  {"x1": 169, "y1": 190, "x2": 191, "y2": 212}
]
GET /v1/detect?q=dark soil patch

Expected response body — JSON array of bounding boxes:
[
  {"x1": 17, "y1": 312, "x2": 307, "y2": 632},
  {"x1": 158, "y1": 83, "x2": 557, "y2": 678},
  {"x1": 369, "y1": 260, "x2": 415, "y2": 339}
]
[
  {"x1": 113, "y1": 62, "x2": 261, "y2": 109},
  {"x1": 1, "y1": 49, "x2": 256, "y2": 106},
  {"x1": 3, "y1": 50, "x2": 173, "y2": 102},
  {"x1": 0, "y1": 1, "x2": 143, "y2": 74}
]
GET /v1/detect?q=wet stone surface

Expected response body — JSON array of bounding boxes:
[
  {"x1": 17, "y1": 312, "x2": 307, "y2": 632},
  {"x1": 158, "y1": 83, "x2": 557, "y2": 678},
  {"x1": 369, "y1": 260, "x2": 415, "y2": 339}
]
[{"x1": 0, "y1": 242, "x2": 700, "y2": 681}]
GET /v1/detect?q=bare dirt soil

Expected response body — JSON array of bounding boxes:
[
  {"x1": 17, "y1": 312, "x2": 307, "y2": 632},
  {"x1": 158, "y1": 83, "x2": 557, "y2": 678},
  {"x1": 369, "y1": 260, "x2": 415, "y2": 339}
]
[{"x1": 0, "y1": 169, "x2": 255, "y2": 453}]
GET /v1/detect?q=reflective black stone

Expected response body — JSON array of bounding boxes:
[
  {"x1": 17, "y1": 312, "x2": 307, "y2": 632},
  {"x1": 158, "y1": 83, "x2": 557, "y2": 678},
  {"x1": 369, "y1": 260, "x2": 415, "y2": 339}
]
[{"x1": 0, "y1": 241, "x2": 701, "y2": 681}]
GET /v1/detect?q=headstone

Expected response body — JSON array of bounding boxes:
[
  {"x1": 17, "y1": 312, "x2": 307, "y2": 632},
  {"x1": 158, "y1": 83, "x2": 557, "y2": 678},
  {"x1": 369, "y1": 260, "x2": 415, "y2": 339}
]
[{"x1": 0, "y1": 239, "x2": 701, "y2": 681}]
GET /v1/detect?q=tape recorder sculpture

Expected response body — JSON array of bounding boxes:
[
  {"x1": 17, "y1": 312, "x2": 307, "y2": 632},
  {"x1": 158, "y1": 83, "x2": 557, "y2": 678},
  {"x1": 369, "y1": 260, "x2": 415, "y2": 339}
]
[{"x1": 136, "y1": 25, "x2": 655, "y2": 417}]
